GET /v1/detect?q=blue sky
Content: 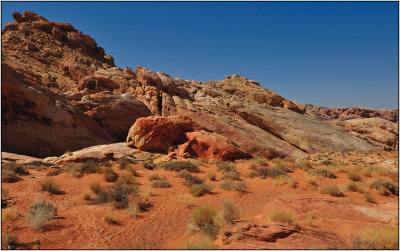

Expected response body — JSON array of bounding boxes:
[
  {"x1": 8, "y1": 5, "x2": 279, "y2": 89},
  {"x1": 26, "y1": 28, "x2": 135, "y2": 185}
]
[{"x1": 2, "y1": 1, "x2": 398, "y2": 108}]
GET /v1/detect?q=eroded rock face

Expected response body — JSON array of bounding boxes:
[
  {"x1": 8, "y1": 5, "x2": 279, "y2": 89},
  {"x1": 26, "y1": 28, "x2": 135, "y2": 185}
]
[
  {"x1": 178, "y1": 130, "x2": 251, "y2": 161},
  {"x1": 126, "y1": 115, "x2": 195, "y2": 152}
]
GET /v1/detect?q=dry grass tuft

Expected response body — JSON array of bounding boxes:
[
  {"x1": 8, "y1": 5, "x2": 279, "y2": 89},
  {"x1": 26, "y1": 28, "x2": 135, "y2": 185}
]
[
  {"x1": 318, "y1": 185, "x2": 343, "y2": 197},
  {"x1": 353, "y1": 227, "x2": 398, "y2": 249},
  {"x1": 269, "y1": 211, "x2": 294, "y2": 223}
]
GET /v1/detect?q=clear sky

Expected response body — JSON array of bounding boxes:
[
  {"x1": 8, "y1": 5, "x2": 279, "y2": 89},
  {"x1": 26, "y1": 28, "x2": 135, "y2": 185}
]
[{"x1": 2, "y1": 1, "x2": 398, "y2": 109}]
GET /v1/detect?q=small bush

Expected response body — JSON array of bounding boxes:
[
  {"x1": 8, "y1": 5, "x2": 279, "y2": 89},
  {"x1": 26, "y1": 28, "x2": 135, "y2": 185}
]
[
  {"x1": 192, "y1": 205, "x2": 217, "y2": 235},
  {"x1": 273, "y1": 175, "x2": 297, "y2": 188},
  {"x1": 82, "y1": 189, "x2": 92, "y2": 201},
  {"x1": 307, "y1": 167, "x2": 336, "y2": 178},
  {"x1": 63, "y1": 160, "x2": 101, "y2": 178},
  {"x1": 151, "y1": 180, "x2": 171, "y2": 188},
  {"x1": 90, "y1": 182, "x2": 103, "y2": 194},
  {"x1": 163, "y1": 161, "x2": 199, "y2": 172},
  {"x1": 345, "y1": 182, "x2": 364, "y2": 193},
  {"x1": 2, "y1": 162, "x2": 29, "y2": 175},
  {"x1": 269, "y1": 211, "x2": 294, "y2": 223},
  {"x1": 1, "y1": 169, "x2": 20, "y2": 183},
  {"x1": 294, "y1": 160, "x2": 313, "y2": 171},
  {"x1": 40, "y1": 179, "x2": 60, "y2": 194},
  {"x1": 103, "y1": 211, "x2": 117, "y2": 225},
  {"x1": 305, "y1": 176, "x2": 317, "y2": 186},
  {"x1": 353, "y1": 227, "x2": 398, "y2": 249},
  {"x1": 148, "y1": 173, "x2": 165, "y2": 181},
  {"x1": 176, "y1": 192, "x2": 195, "y2": 208},
  {"x1": 143, "y1": 161, "x2": 156, "y2": 170},
  {"x1": 222, "y1": 200, "x2": 240, "y2": 224},
  {"x1": 189, "y1": 184, "x2": 213, "y2": 197},
  {"x1": 2, "y1": 234, "x2": 18, "y2": 250},
  {"x1": 207, "y1": 172, "x2": 216, "y2": 181},
  {"x1": 220, "y1": 181, "x2": 235, "y2": 190},
  {"x1": 283, "y1": 156, "x2": 295, "y2": 163},
  {"x1": 218, "y1": 163, "x2": 236, "y2": 173},
  {"x1": 220, "y1": 181, "x2": 247, "y2": 193},
  {"x1": 221, "y1": 171, "x2": 240, "y2": 181},
  {"x1": 369, "y1": 178, "x2": 398, "y2": 196},
  {"x1": 118, "y1": 173, "x2": 138, "y2": 186},
  {"x1": 2, "y1": 207, "x2": 18, "y2": 222},
  {"x1": 111, "y1": 183, "x2": 137, "y2": 209},
  {"x1": 254, "y1": 158, "x2": 268, "y2": 167},
  {"x1": 27, "y1": 198, "x2": 57, "y2": 231},
  {"x1": 127, "y1": 200, "x2": 141, "y2": 218},
  {"x1": 319, "y1": 185, "x2": 343, "y2": 197},
  {"x1": 118, "y1": 159, "x2": 138, "y2": 176},
  {"x1": 347, "y1": 172, "x2": 362, "y2": 182},
  {"x1": 103, "y1": 167, "x2": 118, "y2": 182},
  {"x1": 173, "y1": 170, "x2": 190, "y2": 178},
  {"x1": 272, "y1": 158, "x2": 292, "y2": 172},
  {"x1": 183, "y1": 174, "x2": 204, "y2": 187},
  {"x1": 249, "y1": 166, "x2": 283, "y2": 179},
  {"x1": 234, "y1": 181, "x2": 248, "y2": 193},
  {"x1": 46, "y1": 168, "x2": 62, "y2": 176},
  {"x1": 363, "y1": 193, "x2": 376, "y2": 203},
  {"x1": 140, "y1": 189, "x2": 157, "y2": 199},
  {"x1": 181, "y1": 237, "x2": 215, "y2": 249}
]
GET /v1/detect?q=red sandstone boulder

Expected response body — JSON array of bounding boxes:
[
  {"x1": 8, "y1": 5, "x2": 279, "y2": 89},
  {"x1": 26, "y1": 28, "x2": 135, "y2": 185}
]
[
  {"x1": 178, "y1": 130, "x2": 251, "y2": 161},
  {"x1": 126, "y1": 115, "x2": 195, "y2": 152},
  {"x1": 135, "y1": 66, "x2": 163, "y2": 90}
]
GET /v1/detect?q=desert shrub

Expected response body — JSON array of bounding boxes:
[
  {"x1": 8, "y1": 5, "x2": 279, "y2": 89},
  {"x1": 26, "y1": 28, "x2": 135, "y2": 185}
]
[
  {"x1": 273, "y1": 175, "x2": 297, "y2": 188},
  {"x1": 294, "y1": 160, "x2": 313, "y2": 171},
  {"x1": 234, "y1": 181, "x2": 248, "y2": 193},
  {"x1": 319, "y1": 185, "x2": 343, "y2": 197},
  {"x1": 46, "y1": 168, "x2": 62, "y2": 176},
  {"x1": 369, "y1": 178, "x2": 398, "y2": 196},
  {"x1": 40, "y1": 179, "x2": 60, "y2": 194},
  {"x1": 140, "y1": 189, "x2": 157, "y2": 199},
  {"x1": 82, "y1": 189, "x2": 92, "y2": 201},
  {"x1": 148, "y1": 173, "x2": 165, "y2": 181},
  {"x1": 95, "y1": 189, "x2": 113, "y2": 204},
  {"x1": 163, "y1": 161, "x2": 199, "y2": 173},
  {"x1": 283, "y1": 156, "x2": 296, "y2": 163},
  {"x1": 127, "y1": 200, "x2": 141, "y2": 218},
  {"x1": 176, "y1": 192, "x2": 195, "y2": 208},
  {"x1": 117, "y1": 173, "x2": 138, "y2": 186},
  {"x1": 1, "y1": 234, "x2": 18, "y2": 250},
  {"x1": 207, "y1": 172, "x2": 216, "y2": 181},
  {"x1": 2, "y1": 162, "x2": 29, "y2": 175},
  {"x1": 220, "y1": 181, "x2": 247, "y2": 193},
  {"x1": 181, "y1": 237, "x2": 215, "y2": 249},
  {"x1": 221, "y1": 200, "x2": 240, "y2": 224},
  {"x1": 1, "y1": 169, "x2": 20, "y2": 183},
  {"x1": 143, "y1": 161, "x2": 156, "y2": 170},
  {"x1": 353, "y1": 227, "x2": 398, "y2": 249},
  {"x1": 111, "y1": 183, "x2": 137, "y2": 209},
  {"x1": 220, "y1": 181, "x2": 235, "y2": 190},
  {"x1": 183, "y1": 174, "x2": 204, "y2": 187},
  {"x1": 173, "y1": 170, "x2": 190, "y2": 178},
  {"x1": 305, "y1": 176, "x2": 317, "y2": 186},
  {"x1": 363, "y1": 193, "x2": 376, "y2": 203},
  {"x1": 64, "y1": 160, "x2": 101, "y2": 178},
  {"x1": 189, "y1": 184, "x2": 213, "y2": 197},
  {"x1": 254, "y1": 158, "x2": 268, "y2": 167},
  {"x1": 150, "y1": 180, "x2": 171, "y2": 188},
  {"x1": 103, "y1": 167, "x2": 118, "y2": 182},
  {"x1": 90, "y1": 182, "x2": 103, "y2": 194},
  {"x1": 192, "y1": 205, "x2": 217, "y2": 236},
  {"x1": 307, "y1": 167, "x2": 336, "y2": 178},
  {"x1": 347, "y1": 172, "x2": 362, "y2": 182},
  {"x1": 218, "y1": 163, "x2": 236, "y2": 173},
  {"x1": 272, "y1": 158, "x2": 292, "y2": 172},
  {"x1": 2, "y1": 207, "x2": 18, "y2": 222},
  {"x1": 249, "y1": 166, "x2": 283, "y2": 179},
  {"x1": 103, "y1": 211, "x2": 117, "y2": 225},
  {"x1": 118, "y1": 159, "x2": 138, "y2": 176},
  {"x1": 221, "y1": 171, "x2": 240, "y2": 181},
  {"x1": 345, "y1": 182, "x2": 364, "y2": 193},
  {"x1": 269, "y1": 211, "x2": 294, "y2": 223},
  {"x1": 27, "y1": 198, "x2": 57, "y2": 231}
]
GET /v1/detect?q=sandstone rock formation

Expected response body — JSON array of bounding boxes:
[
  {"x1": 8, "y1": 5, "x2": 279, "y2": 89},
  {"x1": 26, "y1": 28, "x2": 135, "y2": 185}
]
[{"x1": 2, "y1": 11, "x2": 383, "y2": 159}]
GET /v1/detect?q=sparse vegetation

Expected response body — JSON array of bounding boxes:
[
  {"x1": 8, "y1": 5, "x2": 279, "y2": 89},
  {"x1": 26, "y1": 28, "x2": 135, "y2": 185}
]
[
  {"x1": 150, "y1": 180, "x2": 172, "y2": 188},
  {"x1": 254, "y1": 158, "x2": 268, "y2": 167},
  {"x1": 1, "y1": 169, "x2": 20, "y2": 183},
  {"x1": 27, "y1": 198, "x2": 57, "y2": 232},
  {"x1": 269, "y1": 211, "x2": 294, "y2": 223},
  {"x1": 207, "y1": 172, "x2": 216, "y2": 181},
  {"x1": 117, "y1": 173, "x2": 138, "y2": 186},
  {"x1": 221, "y1": 200, "x2": 240, "y2": 224},
  {"x1": 305, "y1": 176, "x2": 317, "y2": 186},
  {"x1": 2, "y1": 207, "x2": 18, "y2": 222},
  {"x1": 294, "y1": 160, "x2": 313, "y2": 171},
  {"x1": 103, "y1": 211, "x2": 117, "y2": 225},
  {"x1": 163, "y1": 161, "x2": 199, "y2": 172},
  {"x1": 345, "y1": 182, "x2": 364, "y2": 193},
  {"x1": 319, "y1": 185, "x2": 343, "y2": 197},
  {"x1": 103, "y1": 167, "x2": 118, "y2": 182},
  {"x1": 46, "y1": 168, "x2": 62, "y2": 176},
  {"x1": 218, "y1": 163, "x2": 236, "y2": 173},
  {"x1": 143, "y1": 161, "x2": 156, "y2": 170},
  {"x1": 40, "y1": 179, "x2": 60, "y2": 194},
  {"x1": 90, "y1": 182, "x2": 103, "y2": 194},
  {"x1": 2, "y1": 162, "x2": 29, "y2": 175},
  {"x1": 221, "y1": 171, "x2": 240, "y2": 180},
  {"x1": 249, "y1": 166, "x2": 284, "y2": 179},
  {"x1": 2, "y1": 234, "x2": 18, "y2": 250},
  {"x1": 272, "y1": 158, "x2": 293, "y2": 172},
  {"x1": 220, "y1": 181, "x2": 247, "y2": 193},
  {"x1": 176, "y1": 192, "x2": 195, "y2": 208},
  {"x1": 127, "y1": 200, "x2": 141, "y2": 218},
  {"x1": 353, "y1": 227, "x2": 398, "y2": 249},
  {"x1": 82, "y1": 189, "x2": 92, "y2": 200},
  {"x1": 363, "y1": 193, "x2": 376, "y2": 203},
  {"x1": 63, "y1": 160, "x2": 102, "y2": 178},
  {"x1": 307, "y1": 167, "x2": 336, "y2": 178},
  {"x1": 183, "y1": 174, "x2": 204, "y2": 187},
  {"x1": 347, "y1": 172, "x2": 362, "y2": 182},
  {"x1": 273, "y1": 174, "x2": 297, "y2": 188},
  {"x1": 369, "y1": 178, "x2": 398, "y2": 196},
  {"x1": 181, "y1": 237, "x2": 215, "y2": 249},
  {"x1": 192, "y1": 205, "x2": 218, "y2": 236},
  {"x1": 148, "y1": 173, "x2": 166, "y2": 181},
  {"x1": 189, "y1": 184, "x2": 213, "y2": 197}
]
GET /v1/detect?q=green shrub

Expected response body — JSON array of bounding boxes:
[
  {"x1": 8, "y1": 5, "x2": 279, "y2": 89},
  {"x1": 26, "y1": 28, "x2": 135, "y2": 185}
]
[
  {"x1": 163, "y1": 161, "x2": 199, "y2": 172},
  {"x1": 220, "y1": 181, "x2": 247, "y2": 193},
  {"x1": 1, "y1": 169, "x2": 20, "y2": 183},
  {"x1": 2, "y1": 234, "x2": 18, "y2": 250},
  {"x1": 353, "y1": 227, "x2": 398, "y2": 249},
  {"x1": 40, "y1": 179, "x2": 60, "y2": 194},
  {"x1": 319, "y1": 185, "x2": 343, "y2": 197},
  {"x1": 192, "y1": 205, "x2": 218, "y2": 236},
  {"x1": 118, "y1": 173, "x2": 138, "y2": 186},
  {"x1": 220, "y1": 181, "x2": 236, "y2": 190},
  {"x1": 181, "y1": 237, "x2": 215, "y2": 249},
  {"x1": 111, "y1": 183, "x2": 138, "y2": 209},
  {"x1": 207, "y1": 172, "x2": 216, "y2": 181},
  {"x1": 363, "y1": 193, "x2": 376, "y2": 203},
  {"x1": 347, "y1": 172, "x2": 362, "y2": 182},
  {"x1": 221, "y1": 171, "x2": 240, "y2": 181},
  {"x1": 151, "y1": 180, "x2": 171, "y2": 188},
  {"x1": 269, "y1": 211, "x2": 294, "y2": 223},
  {"x1": 369, "y1": 178, "x2": 398, "y2": 196},
  {"x1": 273, "y1": 175, "x2": 297, "y2": 188},
  {"x1": 189, "y1": 184, "x2": 213, "y2": 197},
  {"x1": 63, "y1": 160, "x2": 101, "y2": 178},
  {"x1": 218, "y1": 163, "x2": 236, "y2": 173},
  {"x1": 90, "y1": 182, "x2": 103, "y2": 194},
  {"x1": 27, "y1": 198, "x2": 57, "y2": 232},
  {"x1": 307, "y1": 167, "x2": 336, "y2": 178},
  {"x1": 183, "y1": 174, "x2": 204, "y2": 187},
  {"x1": 234, "y1": 181, "x2": 248, "y2": 193}
]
